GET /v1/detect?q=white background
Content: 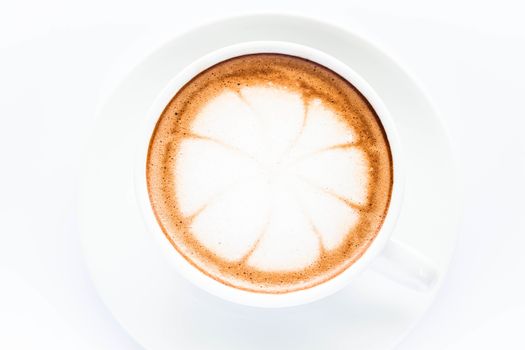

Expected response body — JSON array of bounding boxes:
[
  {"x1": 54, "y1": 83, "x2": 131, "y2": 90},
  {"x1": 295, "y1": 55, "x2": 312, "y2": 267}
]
[{"x1": 0, "y1": 0, "x2": 524, "y2": 349}]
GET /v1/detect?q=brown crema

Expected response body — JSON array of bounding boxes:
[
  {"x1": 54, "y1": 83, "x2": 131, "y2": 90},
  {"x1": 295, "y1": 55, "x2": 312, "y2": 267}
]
[{"x1": 146, "y1": 54, "x2": 393, "y2": 294}]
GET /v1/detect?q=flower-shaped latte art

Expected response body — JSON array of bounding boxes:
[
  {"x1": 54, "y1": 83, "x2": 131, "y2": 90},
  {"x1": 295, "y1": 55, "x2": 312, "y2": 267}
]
[{"x1": 174, "y1": 85, "x2": 369, "y2": 271}]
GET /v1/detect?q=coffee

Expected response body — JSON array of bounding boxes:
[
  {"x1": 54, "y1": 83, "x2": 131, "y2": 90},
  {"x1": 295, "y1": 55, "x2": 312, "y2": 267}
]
[{"x1": 146, "y1": 54, "x2": 393, "y2": 294}]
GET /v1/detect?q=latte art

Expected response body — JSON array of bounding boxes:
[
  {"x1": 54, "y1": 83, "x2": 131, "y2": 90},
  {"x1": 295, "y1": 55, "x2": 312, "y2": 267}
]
[
  {"x1": 147, "y1": 54, "x2": 392, "y2": 293},
  {"x1": 179, "y1": 89, "x2": 366, "y2": 270}
]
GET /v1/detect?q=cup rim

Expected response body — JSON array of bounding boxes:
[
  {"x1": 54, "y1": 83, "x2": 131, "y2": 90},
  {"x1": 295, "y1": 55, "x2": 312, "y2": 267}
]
[{"x1": 134, "y1": 41, "x2": 405, "y2": 308}]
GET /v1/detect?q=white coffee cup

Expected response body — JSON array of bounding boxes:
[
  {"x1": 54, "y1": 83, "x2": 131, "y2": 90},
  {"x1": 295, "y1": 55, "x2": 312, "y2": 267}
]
[{"x1": 135, "y1": 41, "x2": 438, "y2": 308}]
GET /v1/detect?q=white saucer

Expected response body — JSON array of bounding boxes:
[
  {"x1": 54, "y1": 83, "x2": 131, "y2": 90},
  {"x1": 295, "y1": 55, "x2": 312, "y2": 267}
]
[{"x1": 80, "y1": 14, "x2": 461, "y2": 350}]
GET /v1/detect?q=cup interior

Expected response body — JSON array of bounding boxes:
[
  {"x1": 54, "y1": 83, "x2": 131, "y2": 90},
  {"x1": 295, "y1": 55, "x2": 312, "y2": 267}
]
[{"x1": 135, "y1": 41, "x2": 405, "y2": 308}]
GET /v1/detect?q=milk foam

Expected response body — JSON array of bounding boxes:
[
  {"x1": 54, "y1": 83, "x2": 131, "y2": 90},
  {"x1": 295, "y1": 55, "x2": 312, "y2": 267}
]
[
  {"x1": 147, "y1": 53, "x2": 393, "y2": 293},
  {"x1": 174, "y1": 86, "x2": 369, "y2": 271}
]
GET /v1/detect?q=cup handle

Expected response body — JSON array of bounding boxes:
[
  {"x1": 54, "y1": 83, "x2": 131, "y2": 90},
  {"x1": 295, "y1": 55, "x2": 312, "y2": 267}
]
[{"x1": 370, "y1": 239, "x2": 439, "y2": 291}]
